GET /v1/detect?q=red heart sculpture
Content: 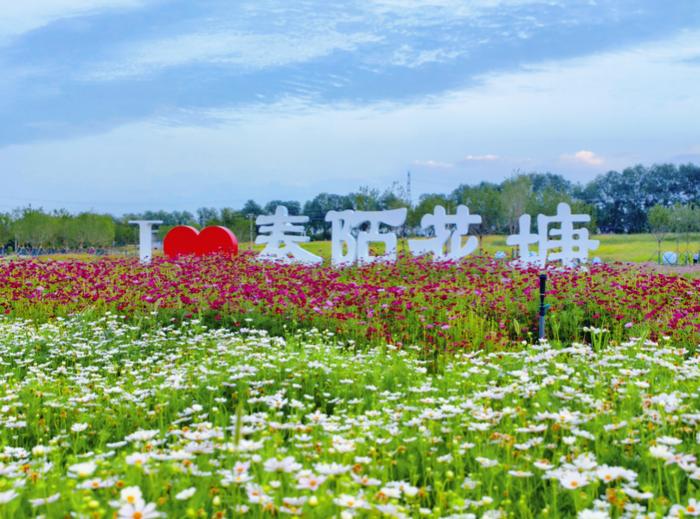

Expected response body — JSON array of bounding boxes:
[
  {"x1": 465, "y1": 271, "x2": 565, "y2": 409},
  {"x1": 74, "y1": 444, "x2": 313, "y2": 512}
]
[{"x1": 163, "y1": 226, "x2": 239, "y2": 258}]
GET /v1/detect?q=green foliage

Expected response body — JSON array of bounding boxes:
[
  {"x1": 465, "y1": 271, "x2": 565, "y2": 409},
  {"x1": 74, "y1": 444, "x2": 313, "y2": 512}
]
[
  {"x1": 264, "y1": 200, "x2": 302, "y2": 215},
  {"x1": 4, "y1": 163, "x2": 700, "y2": 248},
  {"x1": 500, "y1": 174, "x2": 533, "y2": 234},
  {"x1": 648, "y1": 205, "x2": 672, "y2": 240},
  {"x1": 9, "y1": 208, "x2": 116, "y2": 249},
  {"x1": 453, "y1": 182, "x2": 504, "y2": 236}
]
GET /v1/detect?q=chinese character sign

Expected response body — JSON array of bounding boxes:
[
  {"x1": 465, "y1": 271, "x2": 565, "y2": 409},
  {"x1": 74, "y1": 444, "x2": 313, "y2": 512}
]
[
  {"x1": 135, "y1": 203, "x2": 599, "y2": 267},
  {"x1": 256, "y1": 206, "x2": 322, "y2": 265},
  {"x1": 408, "y1": 205, "x2": 481, "y2": 261},
  {"x1": 325, "y1": 208, "x2": 407, "y2": 266},
  {"x1": 506, "y1": 202, "x2": 599, "y2": 267}
]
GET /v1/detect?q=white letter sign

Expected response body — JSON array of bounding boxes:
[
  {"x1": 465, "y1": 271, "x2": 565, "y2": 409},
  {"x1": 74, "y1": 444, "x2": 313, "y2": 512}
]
[
  {"x1": 255, "y1": 206, "x2": 322, "y2": 265},
  {"x1": 243, "y1": 202, "x2": 599, "y2": 267},
  {"x1": 129, "y1": 220, "x2": 163, "y2": 264},
  {"x1": 506, "y1": 203, "x2": 599, "y2": 267},
  {"x1": 325, "y1": 208, "x2": 407, "y2": 266},
  {"x1": 409, "y1": 205, "x2": 481, "y2": 261}
]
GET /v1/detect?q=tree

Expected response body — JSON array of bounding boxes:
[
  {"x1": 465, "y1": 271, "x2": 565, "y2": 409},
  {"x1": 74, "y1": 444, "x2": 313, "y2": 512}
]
[
  {"x1": 0, "y1": 213, "x2": 12, "y2": 249},
  {"x1": 264, "y1": 200, "x2": 301, "y2": 216},
  {"x1": 242, "y1": 200, "x2": 264, "y2": 217},
  {"x1": 12, "y1": 208, "x2": 60, "y2": 249},
  {"x1": 379, "y1": 182, "x2": 410, "y2": 211},
  {"x1": 648, "y1": 204, "x2": 672, "y2": 262},
  {"x1": 409, "y1": 193, "x2": 453, "y2": 230},
  {"x1": 302, "y1": 193, "x2": 353, "y2": 240},
  {"x1": 197, "y1": 207, "x2": 220, "y2": 227},
  {"x1": 350, "y1": 186, "x2": 381, "y2": 211},
  {"x1": 670, "y1": 204, "x2": 699, "y2": 262},
  {"x1": 220, "y1": 207, "x2": 254, "y2": 246},
  {"x1": 500, "y1": 175, "x2": 533, "y2": 235},
  {"x1": 451, "y1": 182, "x2": 504, "y2": 236},
  {"x1": 528, "y1": 172, "x2": 574, "y2": 195},
  {"x1": 114, "y1": 220, "x2": 138, "y2": 246}
]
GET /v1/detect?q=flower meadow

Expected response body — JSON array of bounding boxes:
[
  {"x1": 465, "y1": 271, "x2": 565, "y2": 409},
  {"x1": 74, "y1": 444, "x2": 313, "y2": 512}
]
[
  {"x1": 0, "y1": 316, "x2": 698, "y2": 518},
  {"x1": 0, "y1": 254, "x2": 698, "y2": 350},
  {"x1": 0, "y1": 255, "x2": 699, "y2": 518}
]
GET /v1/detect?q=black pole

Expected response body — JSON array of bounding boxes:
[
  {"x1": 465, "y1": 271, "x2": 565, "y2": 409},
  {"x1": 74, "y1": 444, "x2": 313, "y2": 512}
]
[{"x1": 538, "y1": 273, "x2": 547, "y2": 341}]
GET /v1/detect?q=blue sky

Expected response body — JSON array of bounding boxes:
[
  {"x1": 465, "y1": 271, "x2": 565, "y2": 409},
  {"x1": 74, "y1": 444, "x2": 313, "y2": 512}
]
[{"x1": 1, "y1": 0, "x2": 699, "y2": 214}]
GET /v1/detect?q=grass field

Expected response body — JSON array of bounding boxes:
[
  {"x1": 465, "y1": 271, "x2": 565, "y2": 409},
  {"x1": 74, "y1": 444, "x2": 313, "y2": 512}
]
[
  {"x1": 262, "y1": 233, "x2": 700, "y2": 265},
  {"x1": 9, "y1": 233, "x2": 700, "y2": 271}
]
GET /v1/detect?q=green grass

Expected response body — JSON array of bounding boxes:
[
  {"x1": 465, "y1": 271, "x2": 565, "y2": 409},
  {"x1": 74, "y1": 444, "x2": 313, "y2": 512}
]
[
  {"x1": 10, "y1": 233, "x2": 697, "y2": 266},
  {"x1": 283, "y1": 233, "x2": 700, "y2": 265}
]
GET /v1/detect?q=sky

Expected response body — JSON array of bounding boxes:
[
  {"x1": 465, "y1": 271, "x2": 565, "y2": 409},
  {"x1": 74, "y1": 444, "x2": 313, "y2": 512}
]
[{"x1": 0, "y1": 0, "x2": 699, "y2": 214}]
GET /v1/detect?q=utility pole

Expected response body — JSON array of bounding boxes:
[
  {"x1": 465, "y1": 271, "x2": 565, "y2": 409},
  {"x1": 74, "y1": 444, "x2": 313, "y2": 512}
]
[{"x1": 247, "y1": 214, "x2": 255, "y2": 251}]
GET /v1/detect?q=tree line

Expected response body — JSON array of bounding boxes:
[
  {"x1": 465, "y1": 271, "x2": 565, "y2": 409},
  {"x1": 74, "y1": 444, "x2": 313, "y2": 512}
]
[{"x1": 1, "y1": 163, "x2": 698, "y2": 249}]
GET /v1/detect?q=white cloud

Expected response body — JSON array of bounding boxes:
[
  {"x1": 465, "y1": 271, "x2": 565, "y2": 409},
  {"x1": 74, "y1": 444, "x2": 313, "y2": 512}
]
[
  {"x1": 389, "y1": 44, "x2": 465, "y2": 68},
  {"x1": 561, "y1": 150, "x2": 604, "y2": 166},
  {"x1": 86, "y1": 30, "x2": 381, "y2": 80},
  {"x1": 0, "y1": 0, "x2": 147, "y2": 43},
  {"x1": 463, "y1": 154, "x2": 499, "y2": 161},
  {"x1": 367, "y1": 0, "x2": 556, "y2": 15},
  {"x1": 2, "y1": 30, "x2": 700, "y2": 211},
  {"x1": 413, "y1": 159, "x2": 454, "y2": 169}
]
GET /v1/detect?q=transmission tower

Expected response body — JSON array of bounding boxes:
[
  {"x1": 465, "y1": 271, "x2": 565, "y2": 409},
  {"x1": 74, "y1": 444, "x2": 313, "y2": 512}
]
[{"x1": 406, "y1": 170, "x2": 412, "y2": 207}]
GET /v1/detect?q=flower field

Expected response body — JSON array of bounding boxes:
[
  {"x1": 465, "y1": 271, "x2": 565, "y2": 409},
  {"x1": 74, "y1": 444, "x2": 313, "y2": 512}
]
[
  {"x1": 0, "y1": 254, "x2": 698, "y2": 349},
  {"x1": 0, "y1": 255, "x2": 698, "y2": 518},
  {"x1": 0, "y1": 316, "x2": 698, "y2": 518}
]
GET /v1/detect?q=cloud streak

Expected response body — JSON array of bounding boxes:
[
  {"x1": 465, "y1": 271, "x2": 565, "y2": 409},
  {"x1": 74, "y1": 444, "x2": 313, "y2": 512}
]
[
  {"x1": 86, "y1": 29, "x2": 381, "y2": 80},
  {"x1": 0, "y1": 0, "x2": 148, "y2": 43},
  {"x1": 463, "y1": 154, "x2": 499, "y2": 161}
]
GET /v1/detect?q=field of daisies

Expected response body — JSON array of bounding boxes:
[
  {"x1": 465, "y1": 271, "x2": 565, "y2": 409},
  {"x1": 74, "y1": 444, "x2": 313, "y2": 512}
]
[{"x1": 0, "y1": 255, "x2": 698, "y2": 518}]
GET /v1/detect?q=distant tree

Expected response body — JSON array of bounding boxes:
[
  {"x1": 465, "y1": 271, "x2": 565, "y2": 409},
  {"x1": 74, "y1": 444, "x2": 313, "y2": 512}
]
[
  {"x1": 123, "y1": 210, "x2": 195, "y2": 227},
  {"x1": 219, "y1": 207, "x2": 254, "y2": 245},
  {"x1": 242, "y1": 200, "x2": 264, "y2": 217},
  {"x1": 409, "y1": 193, "x2": 453, "y2": 230},
  {"x1": 378, "y1": 182, "x2": 410, "y2": 210},
  {"x1": 80, "y1": 213, "x2": 115, "y2": 247},
  {"x1": 648, "y1": 204, "x2": 673, "y2": 262},
  {"x1": 581, "y1": 164, "x2": 700, "y2": 233},
  {"x1": 12, "y1": 208, "x2": 60, "y2": 248},
  {"x1": 451, "y1": 182, "x2": 504, "y2": 236},
  {"x1": 302, "y1": 193, "x2": 353, "y2": 239},
  {"x1": 678, "y1": 163, "x2": 700, "y2": 204},
  {"x1": 350, "y1": 186, "x2": 381, "y2": 211},
  {"x1": 264, "y1": 200, "x2": 301, "y2": 216},
  {"x1": 197, "y1": 207, "x2": 220, "y2": 227},
  {"x1": 670, "y1": 204, "x2": 698, "y2": 261},
  {"x1": 583, "y1": 167, "x2": 649, "y2": 233},
  {"x1": 114, "y1": 220, "x2": 138, "y2": 245},
  {"x1": 500, "y1": 175, "x2": 533, "y2": 235},
  {"x1": 528, "y1": 172, "x2": 574, "y2": 195},
  {"x1": 0, "y1": 213, "x2": 12, "y2": 248}
]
